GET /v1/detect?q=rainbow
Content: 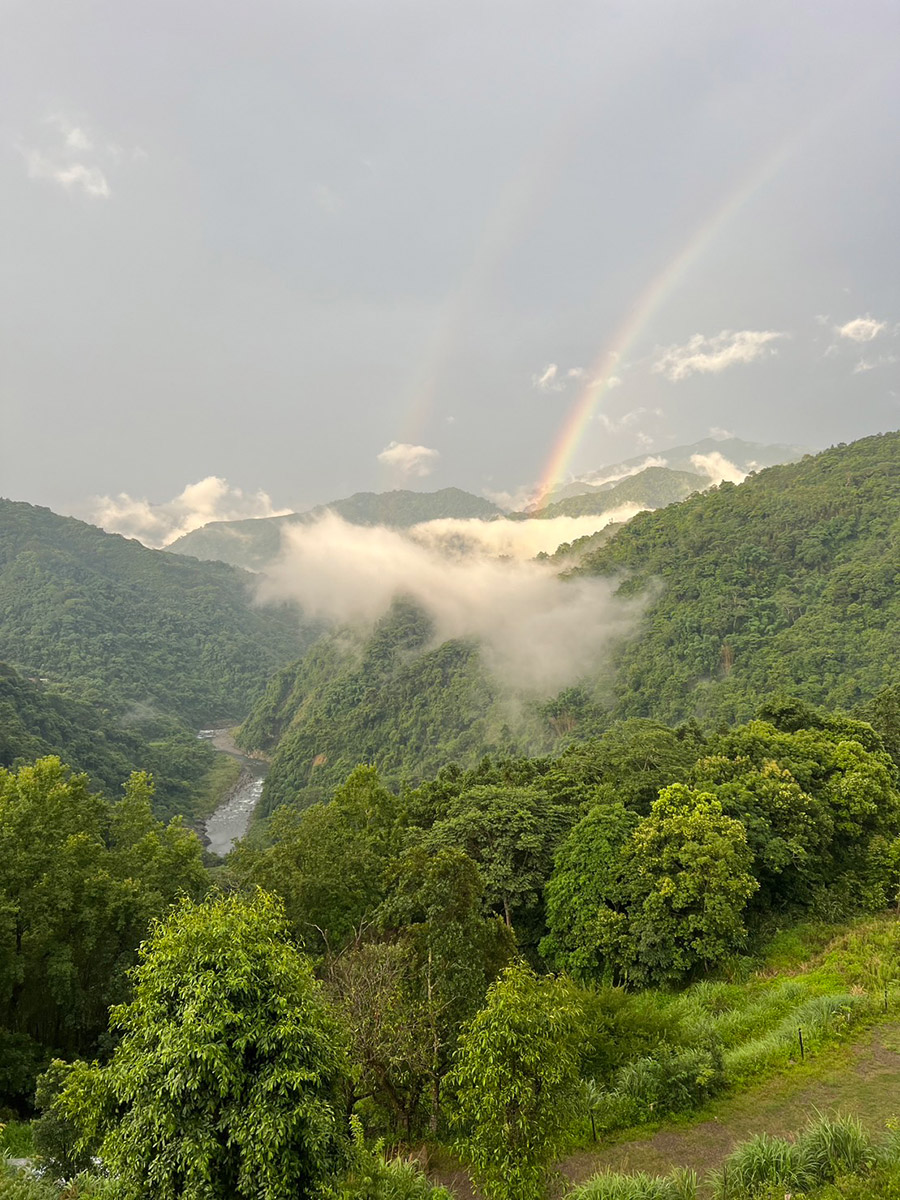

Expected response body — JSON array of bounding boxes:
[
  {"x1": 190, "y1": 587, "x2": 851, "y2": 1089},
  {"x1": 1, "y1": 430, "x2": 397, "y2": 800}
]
[{"x1": 531, "y1": 141, "x2": 793, "y2": 510}]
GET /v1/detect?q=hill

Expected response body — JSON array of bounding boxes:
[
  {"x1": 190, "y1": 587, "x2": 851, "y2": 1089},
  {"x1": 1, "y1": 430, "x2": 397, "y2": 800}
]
[
  {"x1": 532, "y1": 466, "x2": 706, "y2": 519},
  {"x1": 0, "y1": 499, "x2": 308, "y2": 727},
  {"x1": 166, "y1": 487, "x2": 502, "y2": 571},
  {"x1": 236, "y1": 598, "x2": 556, "y2": 816},
  {"x1": 0, "y1": 661, "x2": 219, "y2": 820},
  {"x1": 574, "y1": 431, "x2": 900, "y2": 723}
]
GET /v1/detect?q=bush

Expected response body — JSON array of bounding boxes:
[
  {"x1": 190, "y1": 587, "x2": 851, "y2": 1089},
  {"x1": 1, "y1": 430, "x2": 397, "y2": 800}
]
[
  {"x1": 568, "y1": 1168, "x2": 698, "y2": 1200},
  {"x1": 324, "y1": 1120, "x2": 452, "y2": 1199}
]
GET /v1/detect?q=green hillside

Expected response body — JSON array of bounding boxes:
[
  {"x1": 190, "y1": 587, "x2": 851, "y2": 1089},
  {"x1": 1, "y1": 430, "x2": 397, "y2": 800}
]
[
  {"x1": 0, "y1": 662, "x2": 218, "y2": 820},
  {"x1": 167, "y1": 487, "x2": 503, "y2": 571},
  {"x1": 533, "y1": 466, "x2": 706, "y2": 519},
  {"x1": 0, "y1": 499, "x2": 308, "y2": 727},
  {"x1": 237, "y1": 599, "x2": 559, "y2": 815},
  {"x1": 574, "y1": 431, "x2": 900, "y2": 724}
]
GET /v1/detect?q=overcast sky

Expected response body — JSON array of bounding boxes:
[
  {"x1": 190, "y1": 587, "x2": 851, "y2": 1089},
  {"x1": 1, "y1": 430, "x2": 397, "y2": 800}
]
[{"x1": 2, "y1": 0, "x2": 898, "y2": 526}]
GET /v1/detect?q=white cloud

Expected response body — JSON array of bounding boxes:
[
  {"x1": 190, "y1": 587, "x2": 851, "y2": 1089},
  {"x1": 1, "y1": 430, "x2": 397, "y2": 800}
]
[
  {"x1": 690, "y1": 451, "x2": 746, "y2": 485},
  {"x1": 377, "y1": 441, "x2": 440, "y2": 477},
  {"x1": 584, "y1": 455, "x2": 667, "y2": 488},
  {"x1": 24, "y1": 149, "x2": 110, "y2": 198},
  {"x1": 837, "y1": 316, "x2": 886, "y2": 342},
  {"x1": 709, "y1": 426, "x2": 734, "y2": 440},
  {"x1": 18, "y1": 111, "x2": 143, "y2": 199},
  {"x1": 258, "y1": 512, "x2": 644, "y2": 694},
  {"x1": 532, "y1": 363, "x2": 562, "y2": 391},
  {"x1": 567, "y1": 366, "x2": 586, "y2": 380},
  {"x1": 853, "y1": 353, "x2": 897, "y2": 374},
  {"x1": 653, "y1": 329, "x2": 786, "y2": 381},
  {"x1": 91, "y1": 477, "x2": 291, "y2": 548},
  {"x1": 313, "y1": 183, "x2": 344, "y2": 214},
  {"x1": 596, "y1": 406, "x2": 660, "y2": 434}
]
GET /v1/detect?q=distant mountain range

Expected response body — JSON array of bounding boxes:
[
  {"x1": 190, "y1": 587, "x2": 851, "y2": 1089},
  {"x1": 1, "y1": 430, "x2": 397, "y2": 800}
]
[
  {"x1": 166, "y1": 438, "x2": 807, "y2": 573},
  {"x1": 167, "y1": 487, "x2": 502, "y2": 571}
]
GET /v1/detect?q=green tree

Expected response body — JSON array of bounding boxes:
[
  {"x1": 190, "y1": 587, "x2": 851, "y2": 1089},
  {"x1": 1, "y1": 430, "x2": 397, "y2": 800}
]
[
  {"x1": 0, "y1": 758, "x2": 207, "y2": 1104},
  {"x1": 448, "y1": 962, "x2": 584, "y2": 1200},
  {"x1": 613, "y1": 785, "x2": 758, "y2": 985},
  {"x1": 229, "y1": 765, "x2": 407, "y2": 953},
  {"x1": 56, "y1": 890, "x2": 351, "y2": 1200},
  {"x1": 541, "y1": 803, "x2": 640, "y2": 981}
]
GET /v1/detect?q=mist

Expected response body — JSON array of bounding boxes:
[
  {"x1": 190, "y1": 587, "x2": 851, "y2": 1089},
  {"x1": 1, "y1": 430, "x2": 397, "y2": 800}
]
[{"x1": 257, "y1": 512, "x2": 643, "y2": 695}]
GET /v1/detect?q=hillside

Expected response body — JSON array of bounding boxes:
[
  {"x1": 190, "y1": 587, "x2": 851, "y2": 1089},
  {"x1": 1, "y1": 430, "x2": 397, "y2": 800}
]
[
  {"x1": 0, "y1": 499, "x2": 308, "y2": 727},
  {"x1": 0, "y1": 661, "x2": 220, "y2": 820},
  {"x1": 237, "y1": 599, "x2": 559, "y2": 815},
  {"x1": 574, "y1": 431, "x2": 900, "y2": 723},
  {"x1": 533, "y1": 466, "x2": 706, "y2": 519},
  {"x1": 167, "y1": 487, "x2": 502, "y2": 571}
]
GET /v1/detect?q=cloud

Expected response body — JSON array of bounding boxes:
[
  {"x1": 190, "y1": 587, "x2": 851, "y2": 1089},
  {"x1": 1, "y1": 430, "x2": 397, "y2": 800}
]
[
  {"x1": 91, "y1": 476, "x2": 291, "y2": 547},
  {"x1": 532, "y1": 363, "x2": 562, "y2": 391},
  {"x1": 853, "y1": 353, "x2": 897, "y2": 374},
  {"x1": 596, "y1": 406, "x2": 661, "y2": 434},
  {"x1": 376, "y1": 441, "x2": 440, "y2": 477},
  {"x1": 584, "y1": 455, "x2": 667, "y2": 488},
  {"x1": 18, "y1": 111, "x2": 142, "y2": 199},
  {"x1": 23, "y1": 149, "x2": 110, "y2": 198},
  {"x1": 690, "y1": 452, "x2": 746, "y2": 485},
  {"x1": 653, "y1": 329, "x2": 786, "y2": 381},
  {"x1": 709, "y1": 426, "x2": 734, "y2": 440},
  {"x1": 258, "y1": 512, "x2": 643, "y2": 694},
  {"x1": 837, "y1": 316, "x2": 886, "y2": 342}
]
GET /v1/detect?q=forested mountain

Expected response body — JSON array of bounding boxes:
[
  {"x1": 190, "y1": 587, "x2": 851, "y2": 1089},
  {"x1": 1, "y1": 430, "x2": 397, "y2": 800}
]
[
  {"x1": 0, "y1": 499, "x2": 308, "y2": 726},
  {"x1": 576, "y1": 431, "x2": 900, "y2": 723},
  {"x1": 240, "y1": 433, "x2": 898, "y2": 816},
  {"x1": 167, "y1": 487, "x2": 502, "y2": 571},
  {"x1": 238, "y1": 599, "x2": 555, "y2": 815},
  {"x1": 532, "y1": 466, "x2": 706, "y2": 519}
]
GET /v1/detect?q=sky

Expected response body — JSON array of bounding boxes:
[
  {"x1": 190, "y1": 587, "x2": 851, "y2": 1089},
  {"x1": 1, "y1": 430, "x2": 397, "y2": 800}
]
[{"x1": 1, "y1": 0, "x2": 899, "y2": 526}]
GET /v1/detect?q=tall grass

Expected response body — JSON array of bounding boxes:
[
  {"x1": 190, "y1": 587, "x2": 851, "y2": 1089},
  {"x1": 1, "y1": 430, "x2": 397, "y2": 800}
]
[
  {"x1": 723, "y1": 992, "x2": 863, "y2": 1080},
  {"x1": 568, "y1": 1168, "x2": 697, "y2": 1200}
]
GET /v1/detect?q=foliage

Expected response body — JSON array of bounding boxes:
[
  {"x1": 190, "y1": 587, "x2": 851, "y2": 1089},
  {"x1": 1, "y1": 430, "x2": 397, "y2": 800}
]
[
  {"x1": 534, "y1": 467, "x2": 706, "y2": 520},
  {"x1": 574, "y1": 432, "x2": 900, "y2": 724},
  {"x1": 0, "y1": 759, "x2": 207, "y2": 1106},
  {"x1": 322, "y1": 1116, "x2": 453, "y2": 1200},
  {"x1": 0, "y1": 498, "x2": 307, "y2": 727},
  {"x1": 228, "y1": 765, "x2": 407, "y2": 953},
  {"x1": 448, "y1": 963, "x2": 584, "y2": 1200},
  {"x1": 54, "y1": 891, "x2": 351, "y2": 1200},
  {"x1": 568, "y1": 1168, "x2": 698, "y2": 1200},
  {"x1": 240, "y1": 599, "x2": 553, "y2": 815}
]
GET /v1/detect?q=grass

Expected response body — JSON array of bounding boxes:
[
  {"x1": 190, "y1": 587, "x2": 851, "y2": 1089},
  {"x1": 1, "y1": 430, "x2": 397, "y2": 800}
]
[{"x1": 0, "y1": 1122, "x2": 33, "y2": 1159}]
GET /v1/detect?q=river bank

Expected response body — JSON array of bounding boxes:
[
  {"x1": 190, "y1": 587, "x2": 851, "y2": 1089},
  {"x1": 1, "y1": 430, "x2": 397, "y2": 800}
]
[{"x1": 198, "y1": 728, "x2": 269, "y2": 857}]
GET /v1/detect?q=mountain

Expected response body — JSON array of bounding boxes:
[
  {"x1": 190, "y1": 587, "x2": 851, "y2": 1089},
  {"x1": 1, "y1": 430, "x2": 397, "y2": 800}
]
[
  {"x1": 532, "y1": 467, "x2": 707, "y2": 519},
  {"x1": 574, "y1": 431, "x2": 900, "y2": 723},
  {"x1": 0, "y1": 499, "x2": 308, "y2": 727},
  {"x1": 0, "y1": 661, "x2": 219, "y2": 820},
  {"x1": 236, "y1": 599, "x2": 560, "y2": 816},
  {"x1": 166, "y1": 487, "x2": 503, "y2": 571},
  {"x1": 240, "y1": 432, "x2": 899, "y2": 816}
]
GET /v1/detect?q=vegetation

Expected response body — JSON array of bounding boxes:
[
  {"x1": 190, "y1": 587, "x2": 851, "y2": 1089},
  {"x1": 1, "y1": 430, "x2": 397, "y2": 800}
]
[
  {"x1": 574, "y1": 431, "x2": 900, "y2": 724},
  {"x1": 532, "y1": 467, "x2": 706, "y2": 520},
  {"x1": 0, "y1": 499, "x2": 307, "y2": 726}
]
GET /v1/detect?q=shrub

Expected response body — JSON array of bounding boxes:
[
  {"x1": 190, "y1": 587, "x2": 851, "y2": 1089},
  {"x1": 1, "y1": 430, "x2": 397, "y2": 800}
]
[{"x1": 568, "y1": 1168, "x2": 698, "y2": 1200}]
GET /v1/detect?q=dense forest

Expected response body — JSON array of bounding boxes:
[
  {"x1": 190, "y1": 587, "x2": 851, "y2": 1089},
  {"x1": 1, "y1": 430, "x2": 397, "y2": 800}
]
[
  {"x1": 237, "y1": 434, "x2": 899, "y2": 816},
  {"x1": 0, "y1": 500, "x2": 308, "y2": 725},
  {"x1": 3, "y1": 432, "x2": 900, "y2": 1200},
  {"x1": 531, "y1": 466, "x2": 706, "y2": 520}
]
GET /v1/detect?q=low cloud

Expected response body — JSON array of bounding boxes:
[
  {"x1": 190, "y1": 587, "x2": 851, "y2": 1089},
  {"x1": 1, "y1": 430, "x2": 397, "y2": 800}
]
[
  {"x1": 92, "y1": 476, "x2": 291, "y2": 547},
  {"x1": 258, "y1": 512, "x2": 643, "y2": 694},
  {"x1": 653, "y1": 329, "x2": 785, "y2": 381},
  {"x1": 690, "y1": 452, "x2": 746, "y2": 485},
  {"x1": 377, "y1": 441, "x2": 440, "y2": 477},
  {"x1": 838, "y1": 316, "x2": 886, "y2": 342},
  {"x1": 584, "y1": 455, "x2": 667, "y2": 488}
]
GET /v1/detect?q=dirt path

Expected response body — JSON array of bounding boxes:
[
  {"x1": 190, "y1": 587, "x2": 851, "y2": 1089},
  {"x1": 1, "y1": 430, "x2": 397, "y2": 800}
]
[
  {"x1": 560, "y1": 1022, "x2": 900, "y2": 1187},
  {"x1": 429, "y1": 1022, "x2": 900, "y2": 1197}
]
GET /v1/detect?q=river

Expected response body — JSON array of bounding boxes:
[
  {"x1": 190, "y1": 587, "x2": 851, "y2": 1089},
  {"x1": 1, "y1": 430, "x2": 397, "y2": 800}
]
[{"x1": 198, "y1": 728, "x2": 268, "y2": 857}]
